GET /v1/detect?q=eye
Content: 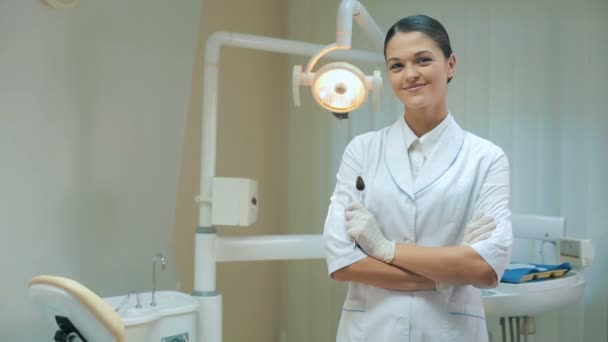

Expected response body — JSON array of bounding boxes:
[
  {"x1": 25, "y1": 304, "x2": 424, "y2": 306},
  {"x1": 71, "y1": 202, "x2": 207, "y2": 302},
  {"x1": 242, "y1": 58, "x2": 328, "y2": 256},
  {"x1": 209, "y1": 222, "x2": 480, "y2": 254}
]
[
  {"x1": 417, "y1": 57, "x2": 432, "y2": 64},
  {"x1": 389, "y1": 63, "x2": 403, "y2": 71}
]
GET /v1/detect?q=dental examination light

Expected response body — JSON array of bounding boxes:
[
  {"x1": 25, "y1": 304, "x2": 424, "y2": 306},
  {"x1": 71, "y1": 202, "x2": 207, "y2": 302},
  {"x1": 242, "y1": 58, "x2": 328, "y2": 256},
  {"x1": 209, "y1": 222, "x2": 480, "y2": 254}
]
[
  {"x1": 292, "y1": 0, "x2": 384, "y2": 119},
  {"x1": 313, "y1": 63, "x2": 366, "y2": 113},
  {"x1": 293, "y1": 62, "x2": 381, "y2": 119}
]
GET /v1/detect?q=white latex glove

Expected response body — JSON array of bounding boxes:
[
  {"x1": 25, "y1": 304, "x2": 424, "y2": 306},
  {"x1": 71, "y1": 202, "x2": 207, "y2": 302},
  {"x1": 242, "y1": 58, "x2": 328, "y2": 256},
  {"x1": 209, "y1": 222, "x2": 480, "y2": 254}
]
[
  {"x1": 461, "y1": 211, "x2": 496, "y2": 245},
  {"x1": 436, "y1": 211, "x2": 497, "y2": 292},
  {"x1": 345, "y1": 202, "x2": 395, "y2": 263}
]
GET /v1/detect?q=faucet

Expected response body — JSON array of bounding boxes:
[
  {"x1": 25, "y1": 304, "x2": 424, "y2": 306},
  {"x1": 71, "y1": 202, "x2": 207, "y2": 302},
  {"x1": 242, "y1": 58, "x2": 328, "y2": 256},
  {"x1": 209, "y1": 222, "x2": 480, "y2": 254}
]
[
  {"x1": 114, "y1": 292, "x2": 134, "y2": 312},
  {"x1": 151, "y1": 252, "x2": 166, "y2": 306}
]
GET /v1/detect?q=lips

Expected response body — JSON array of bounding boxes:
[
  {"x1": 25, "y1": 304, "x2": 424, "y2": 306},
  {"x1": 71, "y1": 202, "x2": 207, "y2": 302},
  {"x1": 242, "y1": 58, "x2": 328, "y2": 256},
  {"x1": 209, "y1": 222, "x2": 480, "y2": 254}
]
[{"x1": 404, "y1": 83, "x2": 426, "y2": 92}]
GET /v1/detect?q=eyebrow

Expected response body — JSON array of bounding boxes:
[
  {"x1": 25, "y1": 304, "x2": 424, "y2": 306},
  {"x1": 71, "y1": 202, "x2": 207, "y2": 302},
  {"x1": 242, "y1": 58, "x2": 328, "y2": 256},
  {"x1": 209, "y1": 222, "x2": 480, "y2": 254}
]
[{"x1": 386, "y1": 50, "x2": 434, "y2": 63}]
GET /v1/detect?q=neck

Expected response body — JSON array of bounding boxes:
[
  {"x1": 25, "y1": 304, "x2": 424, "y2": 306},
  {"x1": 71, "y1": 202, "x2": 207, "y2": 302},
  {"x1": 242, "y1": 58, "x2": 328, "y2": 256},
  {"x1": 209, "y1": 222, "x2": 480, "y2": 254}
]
[{"x1": 403, "y1": 103, "x2": 448, "y2": 137}]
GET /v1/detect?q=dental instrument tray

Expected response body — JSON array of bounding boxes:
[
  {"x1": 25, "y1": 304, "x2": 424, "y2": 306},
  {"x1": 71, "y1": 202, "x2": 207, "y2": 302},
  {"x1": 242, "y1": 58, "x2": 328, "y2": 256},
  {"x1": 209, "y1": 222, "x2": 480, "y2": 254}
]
[{"x1": 500, "y1": 262, "x2": 572, "y2": 284}]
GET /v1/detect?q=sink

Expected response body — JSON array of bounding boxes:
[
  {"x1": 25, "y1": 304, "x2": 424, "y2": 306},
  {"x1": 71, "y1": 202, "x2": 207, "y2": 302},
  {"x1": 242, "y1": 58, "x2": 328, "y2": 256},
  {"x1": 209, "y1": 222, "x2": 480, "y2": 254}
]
[
  {"x1": 104, "y1": 291, "x2": 198, "y2": 326},
  {"x1": 482, "y1": 271, "x2": 585, "y2": 316},
  {"x1": 104, "y1": 291, "x2": 198, "y2": 341}
]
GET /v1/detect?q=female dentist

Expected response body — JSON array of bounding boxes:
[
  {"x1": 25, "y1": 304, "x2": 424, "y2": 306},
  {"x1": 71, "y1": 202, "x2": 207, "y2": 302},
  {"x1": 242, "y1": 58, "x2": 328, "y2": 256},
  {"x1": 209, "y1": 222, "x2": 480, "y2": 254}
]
[{"x1": 323, "y1": 15, "x2": 512, "y2": 342}]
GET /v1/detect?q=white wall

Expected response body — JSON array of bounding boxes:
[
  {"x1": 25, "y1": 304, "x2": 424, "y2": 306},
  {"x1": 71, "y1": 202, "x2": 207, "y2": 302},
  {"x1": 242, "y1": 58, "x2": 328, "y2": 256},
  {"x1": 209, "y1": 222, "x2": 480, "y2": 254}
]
[
  {"x1": 282, "y1": 0, "x2": 608, "y2": 341},
  {"x1": 0, "y1": 0, "x2": 200, "y2": 340}
]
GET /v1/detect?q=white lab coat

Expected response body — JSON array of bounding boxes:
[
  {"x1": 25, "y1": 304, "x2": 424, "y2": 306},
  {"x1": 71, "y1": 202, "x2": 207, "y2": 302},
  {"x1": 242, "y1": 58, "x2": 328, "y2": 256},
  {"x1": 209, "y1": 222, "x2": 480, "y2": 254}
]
[{"x1": 323, "y1": 114, "x2": 513, "y2": 342}]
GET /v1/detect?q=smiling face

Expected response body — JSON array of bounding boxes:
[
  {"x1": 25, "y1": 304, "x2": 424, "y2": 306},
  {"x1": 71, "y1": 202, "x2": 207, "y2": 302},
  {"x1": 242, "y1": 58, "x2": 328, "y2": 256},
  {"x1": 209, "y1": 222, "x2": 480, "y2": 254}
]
[{"x1": 385, "y1": 31, "x2": 456, "y2": 112}]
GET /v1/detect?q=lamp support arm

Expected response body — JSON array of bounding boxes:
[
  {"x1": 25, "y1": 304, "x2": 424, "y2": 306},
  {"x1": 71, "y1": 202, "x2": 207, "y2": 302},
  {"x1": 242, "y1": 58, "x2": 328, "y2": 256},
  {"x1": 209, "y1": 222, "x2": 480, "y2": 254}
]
[{"x1": 337, "y1": 0, "x2": 385, "y2": 50}]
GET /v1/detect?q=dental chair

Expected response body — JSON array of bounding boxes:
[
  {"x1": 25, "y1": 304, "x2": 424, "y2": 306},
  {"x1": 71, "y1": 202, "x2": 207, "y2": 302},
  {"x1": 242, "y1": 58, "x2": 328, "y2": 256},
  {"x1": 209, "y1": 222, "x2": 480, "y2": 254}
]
[{"x1": 29, "y1": 275, "x2": 125, "y2": 342}]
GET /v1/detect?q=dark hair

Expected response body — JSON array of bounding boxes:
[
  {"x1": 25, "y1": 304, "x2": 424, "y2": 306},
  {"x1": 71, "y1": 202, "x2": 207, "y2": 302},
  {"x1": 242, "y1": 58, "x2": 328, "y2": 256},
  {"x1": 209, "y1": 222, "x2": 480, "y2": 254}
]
[{"x1": 384, "y1": 15, "x2": 453, "y2": 82}]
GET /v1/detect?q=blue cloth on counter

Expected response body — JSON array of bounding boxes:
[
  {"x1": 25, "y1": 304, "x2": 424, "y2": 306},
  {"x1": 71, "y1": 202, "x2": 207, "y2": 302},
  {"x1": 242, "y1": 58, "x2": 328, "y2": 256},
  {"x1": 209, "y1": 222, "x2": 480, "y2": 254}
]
[{"x1": 500, "y1": 262, "x2": 572, "y2": 284}]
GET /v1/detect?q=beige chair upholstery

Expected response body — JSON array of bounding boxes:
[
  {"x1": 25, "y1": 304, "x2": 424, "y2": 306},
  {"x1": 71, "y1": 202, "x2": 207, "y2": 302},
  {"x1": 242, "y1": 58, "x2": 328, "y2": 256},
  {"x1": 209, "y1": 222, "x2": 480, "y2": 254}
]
[{"x1": 29, "y1": 275, "x2": 125, "y2": 342}]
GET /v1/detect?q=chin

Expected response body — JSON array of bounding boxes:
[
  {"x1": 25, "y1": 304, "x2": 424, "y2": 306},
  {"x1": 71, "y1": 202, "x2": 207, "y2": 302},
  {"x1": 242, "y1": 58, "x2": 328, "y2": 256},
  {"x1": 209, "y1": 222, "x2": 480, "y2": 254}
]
[{"x1": 403, "y1": 99, "x2": 427, "y2": 110}]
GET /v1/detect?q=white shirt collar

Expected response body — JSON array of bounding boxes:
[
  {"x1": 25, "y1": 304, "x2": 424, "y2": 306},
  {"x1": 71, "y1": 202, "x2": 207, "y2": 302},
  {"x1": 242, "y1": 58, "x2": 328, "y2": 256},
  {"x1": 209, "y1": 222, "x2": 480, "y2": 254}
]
[{"x1": 401, "y1": 113, "x2": 453, "y2": 157}]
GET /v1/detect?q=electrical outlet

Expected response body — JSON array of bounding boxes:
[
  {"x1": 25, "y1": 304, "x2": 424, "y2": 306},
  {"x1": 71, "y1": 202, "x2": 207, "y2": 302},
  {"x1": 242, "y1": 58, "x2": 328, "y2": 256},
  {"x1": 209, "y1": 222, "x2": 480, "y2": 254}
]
[
  {"x1": 559, "y1": 237, "x2": 594, "y2": 267},
  {"x1": 561, "y1": 238, "x2": 581, "y2": 256}
]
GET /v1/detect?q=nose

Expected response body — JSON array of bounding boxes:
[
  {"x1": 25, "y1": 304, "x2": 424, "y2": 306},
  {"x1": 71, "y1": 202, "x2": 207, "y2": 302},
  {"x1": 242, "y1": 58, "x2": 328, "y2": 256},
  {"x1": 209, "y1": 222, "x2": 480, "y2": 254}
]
[{"x1": 404, "y1": 64, "x2": 420, "y2": 82}]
